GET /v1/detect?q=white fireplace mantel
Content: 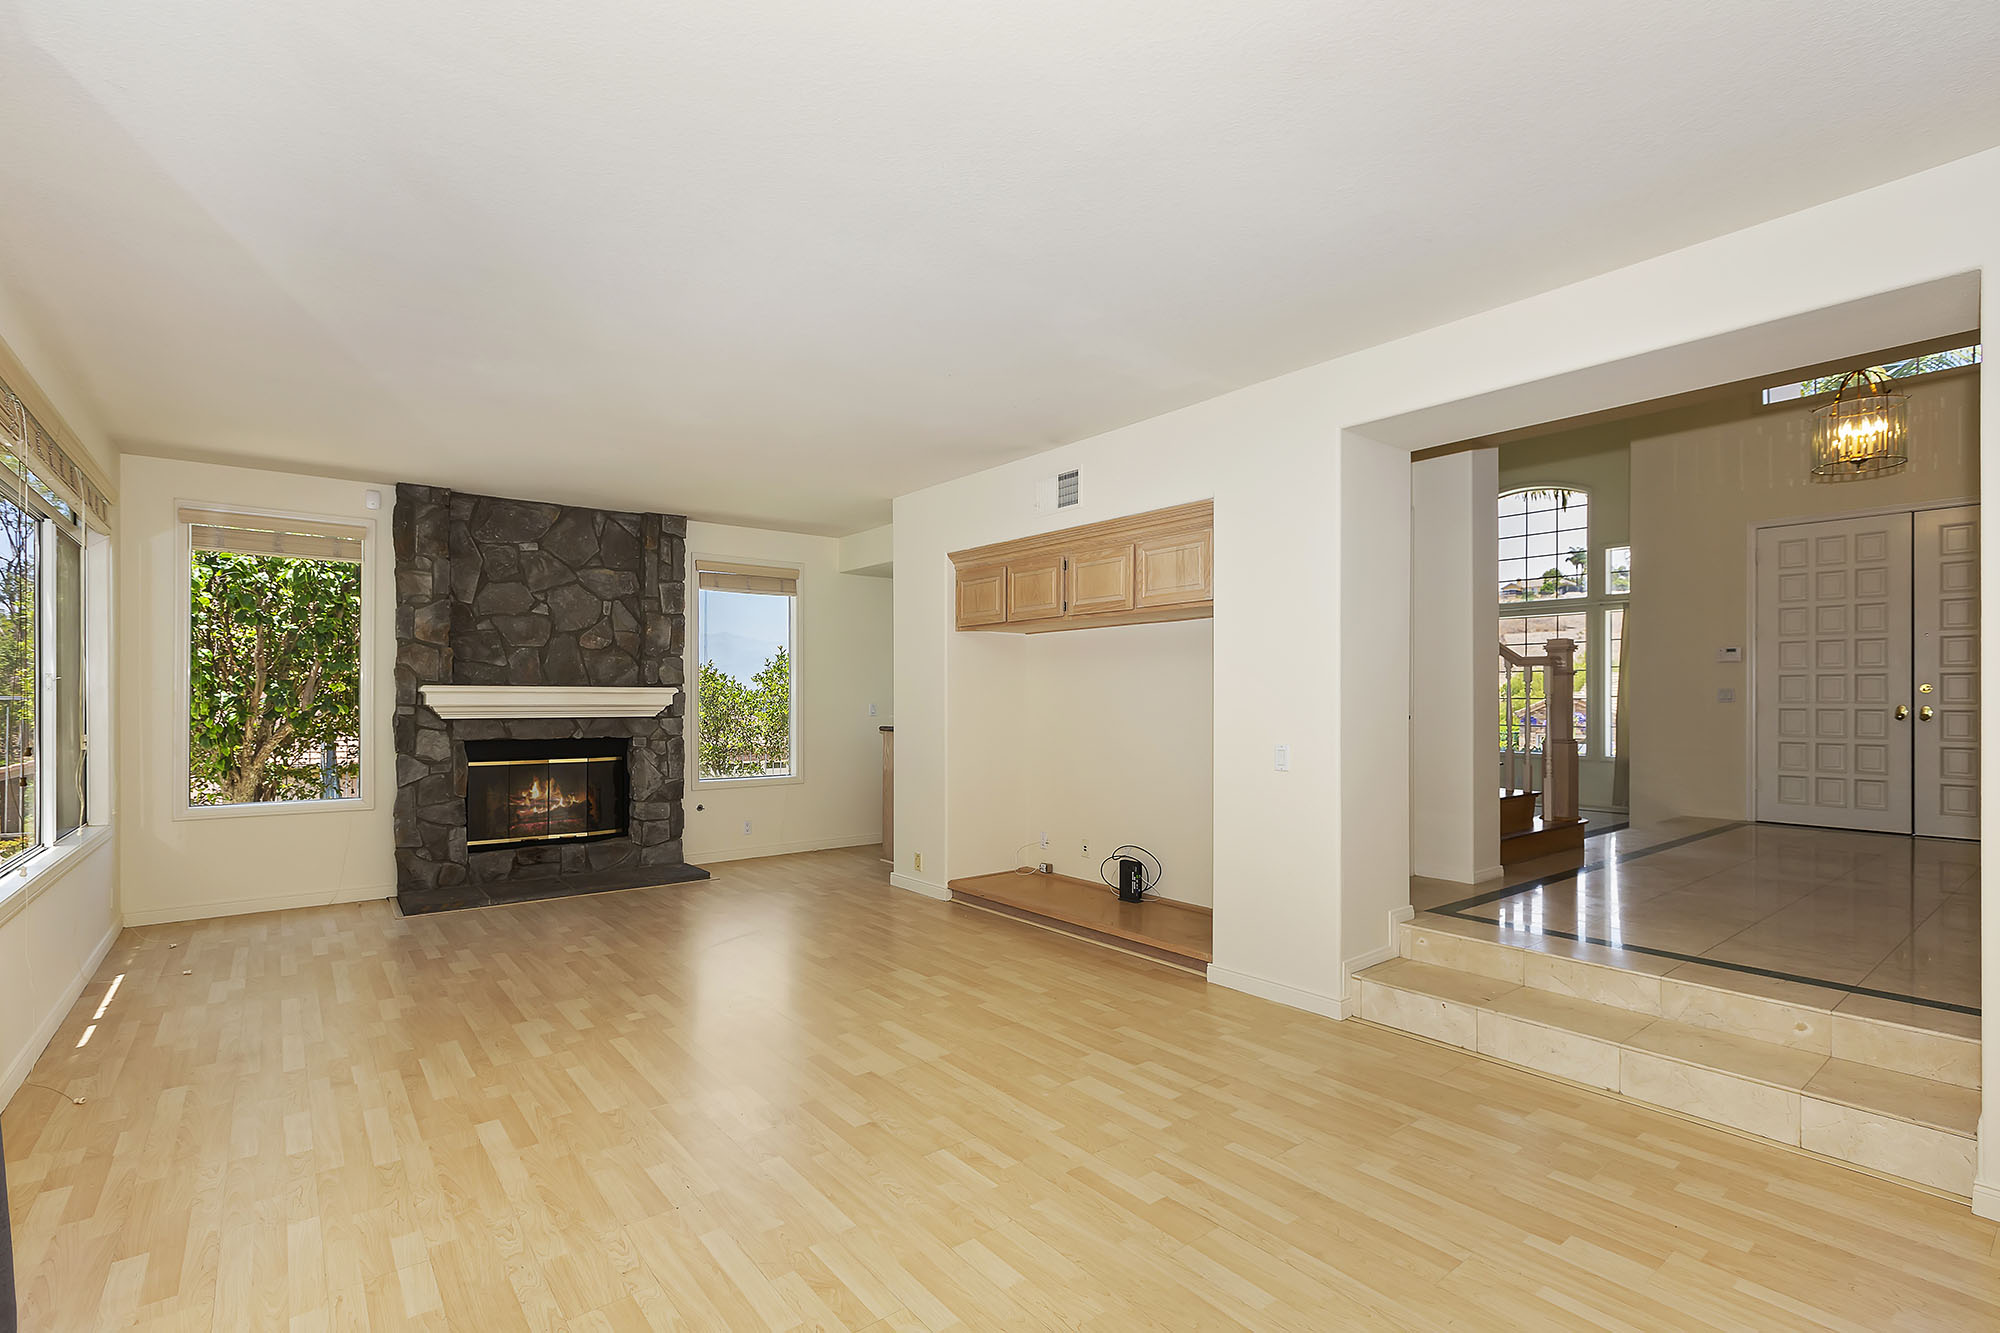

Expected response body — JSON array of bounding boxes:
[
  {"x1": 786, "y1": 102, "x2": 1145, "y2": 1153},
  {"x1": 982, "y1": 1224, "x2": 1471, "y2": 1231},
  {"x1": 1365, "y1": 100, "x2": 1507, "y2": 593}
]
[{"x1": 418, "y1": 685, "x2": 679, "y2": 720}]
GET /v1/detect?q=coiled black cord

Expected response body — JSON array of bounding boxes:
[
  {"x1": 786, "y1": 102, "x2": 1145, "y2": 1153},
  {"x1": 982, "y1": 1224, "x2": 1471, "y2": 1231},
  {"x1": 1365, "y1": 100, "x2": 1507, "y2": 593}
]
[{"x1": 1099, "y1": 844, "x2": 1163, "y2": 898}]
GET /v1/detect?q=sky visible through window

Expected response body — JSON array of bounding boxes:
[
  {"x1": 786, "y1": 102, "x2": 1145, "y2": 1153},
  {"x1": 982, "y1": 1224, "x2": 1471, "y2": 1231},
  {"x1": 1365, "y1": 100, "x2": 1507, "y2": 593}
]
[
  {"x1": 1761, "y1": 343, "x2": 1980, "y2": 404},
  {"x1": 700, "y1": 587, "x2": 790, "y2": 682},
  {"x1": 1497, "y1": 488, "x2": 1588, "y2": 603}
]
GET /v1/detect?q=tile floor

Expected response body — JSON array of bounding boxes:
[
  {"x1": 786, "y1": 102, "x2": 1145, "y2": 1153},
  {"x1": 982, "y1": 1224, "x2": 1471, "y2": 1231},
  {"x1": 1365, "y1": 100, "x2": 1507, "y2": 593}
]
[{"x1": 1412, "y1": 818, "x2": 1981, "y2": 1034}]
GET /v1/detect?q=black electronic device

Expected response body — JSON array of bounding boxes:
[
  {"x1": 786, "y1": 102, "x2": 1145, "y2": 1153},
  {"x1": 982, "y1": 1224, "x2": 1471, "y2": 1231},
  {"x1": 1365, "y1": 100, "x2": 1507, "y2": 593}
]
[{"x1": 1117, "y1": 856, "x2": 1146, "y2": 903}]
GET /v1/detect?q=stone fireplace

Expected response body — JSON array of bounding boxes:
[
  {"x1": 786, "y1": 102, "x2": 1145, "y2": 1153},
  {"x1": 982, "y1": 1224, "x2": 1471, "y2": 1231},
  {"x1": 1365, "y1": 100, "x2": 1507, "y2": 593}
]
[{"x1": 392, "y1": 484, "x2": 709, "y2": 913}]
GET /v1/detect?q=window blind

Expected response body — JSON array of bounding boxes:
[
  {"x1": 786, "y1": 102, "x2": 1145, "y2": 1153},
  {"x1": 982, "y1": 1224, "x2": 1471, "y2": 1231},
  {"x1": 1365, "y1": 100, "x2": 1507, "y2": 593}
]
[
  {"x1": 696, "y1": 561, "x2": 798, "y2": 596},
  {"x1": 0, "y1": 377, "x2": 113, "y2": 527},
  {"x1": 178, "y1": 506, "x2": 367, "y2": 563}
]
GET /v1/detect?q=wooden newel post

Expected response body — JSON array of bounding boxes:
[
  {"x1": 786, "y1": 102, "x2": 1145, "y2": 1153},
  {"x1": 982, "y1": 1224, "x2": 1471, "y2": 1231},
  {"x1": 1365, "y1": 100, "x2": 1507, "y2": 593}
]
[{"x1": 1543, "y1": 638, "x2": 1580, "y2": 825}]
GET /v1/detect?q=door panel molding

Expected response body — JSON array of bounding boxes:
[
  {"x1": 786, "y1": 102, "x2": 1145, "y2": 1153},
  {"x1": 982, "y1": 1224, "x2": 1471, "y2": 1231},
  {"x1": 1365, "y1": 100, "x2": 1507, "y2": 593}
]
[
  {"x1": 1754, "y1": 512, "x2": 1913, "y2": 834},
  {"x1": 1914, "y1": 505, "x2": 1979, "y2": 838},
  {"x1": 1750, "y1": 503, "x2": 1980, "y2": 839}
]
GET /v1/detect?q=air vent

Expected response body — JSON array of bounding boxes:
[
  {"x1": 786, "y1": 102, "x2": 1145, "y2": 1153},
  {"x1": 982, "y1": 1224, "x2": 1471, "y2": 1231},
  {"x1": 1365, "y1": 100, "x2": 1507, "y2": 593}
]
[{"x1": 1055, "y1": 470, "x2": 1080, "y2": 508}]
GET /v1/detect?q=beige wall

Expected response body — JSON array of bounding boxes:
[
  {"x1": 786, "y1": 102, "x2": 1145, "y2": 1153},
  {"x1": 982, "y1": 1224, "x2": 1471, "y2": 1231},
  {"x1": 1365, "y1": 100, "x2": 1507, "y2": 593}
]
[
  {"x1": 0, "y1": 280, "x2": 121, "y2": 1108},
  {"x1": 118, "y1": 455, "x2": 399, "y2": 924},
  {"x1": 1628, "y1": 371, "x2": 1979, "y2": 823},
  {"x1": 684, "y1": 521, "x2": 893, "y2": 863},
  {"x1": 115, "y1": 468, "x2": 897, "y2": 917},
  {"x1": 1021, "y1": 620, "x2": 1214, "y2": 906}
]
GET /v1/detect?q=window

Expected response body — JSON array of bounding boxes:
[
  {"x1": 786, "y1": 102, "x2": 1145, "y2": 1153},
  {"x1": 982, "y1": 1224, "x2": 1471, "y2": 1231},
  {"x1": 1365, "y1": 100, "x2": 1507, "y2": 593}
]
[
  {"x1": 695, "y1": 560, "x2": 798, "y2": 781},
  {"x1": 1497, "y1": 488, "x2": 1588, "y2": 602},
  {"x1": 1606, "y1": 607, "x2": 1625, "y2": 759},
  {"x1": 1497, "y1": 611, "x2": 1587, "y2": 755},
  {"x1": 1605, "y1": 545, "x2": 1630, "y2": 595},
  {"x1": 0, "y1": 477, "x2": 86, "y2": 869},
  {"x1": 1761, "y1": 343, "x2": 1981, "y2": 404},
  {"x1": 184, "y1": 507, "x2": 365, "y2": 808}
]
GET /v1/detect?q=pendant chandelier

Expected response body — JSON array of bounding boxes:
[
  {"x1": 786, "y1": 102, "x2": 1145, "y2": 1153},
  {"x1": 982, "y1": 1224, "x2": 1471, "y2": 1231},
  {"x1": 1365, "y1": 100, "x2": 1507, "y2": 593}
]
[{"x1": 1809, "y1": 367, "x2": 1909, "y2": 479}]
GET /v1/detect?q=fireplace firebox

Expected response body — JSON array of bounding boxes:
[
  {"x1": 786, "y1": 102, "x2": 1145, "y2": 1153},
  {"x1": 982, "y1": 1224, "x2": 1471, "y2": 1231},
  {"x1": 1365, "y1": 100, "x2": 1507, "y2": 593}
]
[{"x1": 464, "y1": 738, "x2": 629, "y2": 851}]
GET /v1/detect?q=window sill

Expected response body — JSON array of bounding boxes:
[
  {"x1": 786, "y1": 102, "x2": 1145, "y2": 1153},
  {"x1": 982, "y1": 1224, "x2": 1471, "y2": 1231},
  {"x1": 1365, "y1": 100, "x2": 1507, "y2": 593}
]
[
  {"x1": 692, "y1": 772, "x2": 805, "y2": 791},
  {"x1": 172, "y1": 794, "x2": 374, "y2": 823},
  {"x1": 0, "y1": 823, "x2": 114, "y2": 930}
]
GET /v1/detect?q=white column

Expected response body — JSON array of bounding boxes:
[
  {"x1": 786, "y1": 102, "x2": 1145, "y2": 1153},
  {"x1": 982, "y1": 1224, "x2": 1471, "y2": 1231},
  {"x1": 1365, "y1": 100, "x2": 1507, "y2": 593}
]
[{"x1": 1409, "y1": 449, "x2": 1500, "y2": 884}]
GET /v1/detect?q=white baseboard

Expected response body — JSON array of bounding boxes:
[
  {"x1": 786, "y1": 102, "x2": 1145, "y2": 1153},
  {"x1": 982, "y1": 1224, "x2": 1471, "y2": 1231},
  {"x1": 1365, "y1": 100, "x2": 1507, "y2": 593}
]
[
  {"x1": 1341, "y1": 904, "x2": 1417, "y2": 1005},
  {"x1": 123, "y1": 881, "x2": 394, "y2": 927},
  {"x1": 1474, "y1": 864, "x2": 1506, "y2": 884},
  {"x1": 1, "y1": 916, "x2": 120, "y2": 1110},
  {"x1": 693, "y1": 834, "x2": 882, "y2": 866},
  {"x1": 1207, "y1": 964, "x2": 1350, "y2": 1021},
  {"x1": 1974, "y1": 1180, "x2": 2000, "y2": 1221},
  {"x1": 889, "y1": 872, "x2": 951, "y2": 901}
]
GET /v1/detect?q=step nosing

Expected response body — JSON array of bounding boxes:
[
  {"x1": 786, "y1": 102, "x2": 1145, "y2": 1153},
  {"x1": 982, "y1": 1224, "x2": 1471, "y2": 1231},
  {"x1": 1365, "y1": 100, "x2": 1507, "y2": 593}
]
[{"x1": 1402, "y1": 920, "x2": 1979, "y2": 1045}]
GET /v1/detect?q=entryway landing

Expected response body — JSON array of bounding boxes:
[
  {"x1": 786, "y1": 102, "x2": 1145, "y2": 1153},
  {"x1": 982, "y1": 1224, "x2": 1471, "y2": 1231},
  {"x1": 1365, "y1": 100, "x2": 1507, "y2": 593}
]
[
  {"x1": 1412, "y1": 817, "x2": 1978, "y2": 1029},
  {"x1": 1379, "y1": 819, "x2": 1980, "y2": 1195}
]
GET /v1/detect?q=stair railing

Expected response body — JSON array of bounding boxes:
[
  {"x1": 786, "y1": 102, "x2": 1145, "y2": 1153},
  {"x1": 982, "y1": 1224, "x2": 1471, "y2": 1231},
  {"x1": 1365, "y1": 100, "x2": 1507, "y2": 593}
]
[{"x1": 1497, "y1": 637, "x2": 1580, "y2": 825}]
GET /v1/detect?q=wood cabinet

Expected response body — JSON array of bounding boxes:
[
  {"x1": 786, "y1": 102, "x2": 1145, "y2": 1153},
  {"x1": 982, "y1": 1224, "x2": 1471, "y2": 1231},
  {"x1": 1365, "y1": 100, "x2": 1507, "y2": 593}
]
[
  {"x1": 1136, "y1": 527, "x2": 1212, "y2": 608},
  {"x1": 950, "y1": 501, "x2": 1212, "y2": 633},
  {"x1": 1068, "y1": 544, "x2": 1134, "y2": 614},
  {"x1": 955, "y1": 564, "x2": 1007, "y2": 627},
  {"x1": 1007, "y1": 555, "x2": 1066, "y2": 621}
]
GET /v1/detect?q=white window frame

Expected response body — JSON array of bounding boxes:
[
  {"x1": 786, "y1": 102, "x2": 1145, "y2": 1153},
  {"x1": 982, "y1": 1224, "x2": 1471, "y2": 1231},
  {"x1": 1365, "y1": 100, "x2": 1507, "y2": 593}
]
[
  {"x1": 690, "y1": 554, "x2": 803, "y2": 790},
  {"x1": 174, "y1": 500, "x2": 377, "y2": 821},
  {"x1": 1497, "y1": 485, "x2": 1628, "y2": 763}
]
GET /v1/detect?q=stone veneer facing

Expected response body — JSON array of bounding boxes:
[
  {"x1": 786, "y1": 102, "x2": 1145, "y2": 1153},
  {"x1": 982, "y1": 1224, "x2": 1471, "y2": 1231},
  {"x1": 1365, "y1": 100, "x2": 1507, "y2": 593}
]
[{"x1": 392, "y1": 484, "x2": 707, "y2": 913}]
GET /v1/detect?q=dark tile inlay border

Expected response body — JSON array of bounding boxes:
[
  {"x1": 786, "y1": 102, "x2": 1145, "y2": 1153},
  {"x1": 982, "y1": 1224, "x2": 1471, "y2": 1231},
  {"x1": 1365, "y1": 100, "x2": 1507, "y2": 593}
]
[{"x1": 1423, "y1": 821, "x2": 1980, "y2": 1018}]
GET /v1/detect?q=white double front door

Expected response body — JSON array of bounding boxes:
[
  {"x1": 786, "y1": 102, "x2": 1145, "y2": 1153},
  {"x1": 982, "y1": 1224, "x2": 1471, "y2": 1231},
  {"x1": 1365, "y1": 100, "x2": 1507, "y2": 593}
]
[{"x1": 1754, "y1": 505, "x2": 1979, "y2": 838}]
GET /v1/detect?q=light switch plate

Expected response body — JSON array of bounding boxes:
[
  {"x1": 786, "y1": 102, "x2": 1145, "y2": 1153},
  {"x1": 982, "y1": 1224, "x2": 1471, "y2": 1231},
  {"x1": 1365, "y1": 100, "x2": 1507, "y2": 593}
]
[
  {"x1": 1717, "y1": 687, "x2": 1736, "y2": 704},
  {"x1": 1273, "y1": 744, "x2": 1290, "y2": 772}
]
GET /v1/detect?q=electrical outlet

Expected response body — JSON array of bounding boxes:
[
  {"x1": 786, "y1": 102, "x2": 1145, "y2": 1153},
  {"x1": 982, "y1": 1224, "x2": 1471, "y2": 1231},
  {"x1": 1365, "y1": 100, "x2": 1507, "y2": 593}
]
[
  {"x1": 914, "y1": 852, "x2": 923, "y2": 872},
  {"x1": 1081, "y1": 841, "x2": 1089, "y2": 858},
  {"x1": 742, "y1": 819, "x2": 752, "y2": 835},
  {"x1": 869, "y1": 702, "x2": 878, "y2": 717},
  {"x1": 1039, "y1": 830, "x2": 1049, "y2": 849}
]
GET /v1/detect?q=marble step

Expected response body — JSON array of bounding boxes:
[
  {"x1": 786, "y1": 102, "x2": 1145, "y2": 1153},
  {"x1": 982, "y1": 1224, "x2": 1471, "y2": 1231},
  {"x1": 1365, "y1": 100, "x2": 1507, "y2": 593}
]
[
  {"x1": 1356, "y1": 957, "x2": 1977, "y2": 1196},
  {"x1": 1400, "y1": 915, "x2": 1979, "y2": 1090}
]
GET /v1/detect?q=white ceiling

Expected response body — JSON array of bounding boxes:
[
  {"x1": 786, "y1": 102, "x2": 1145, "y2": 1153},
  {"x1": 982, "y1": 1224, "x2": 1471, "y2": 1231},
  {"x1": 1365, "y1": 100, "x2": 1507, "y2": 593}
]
[{"x1": 2, "y1": 2, "x2": 1997, "y2": 534}]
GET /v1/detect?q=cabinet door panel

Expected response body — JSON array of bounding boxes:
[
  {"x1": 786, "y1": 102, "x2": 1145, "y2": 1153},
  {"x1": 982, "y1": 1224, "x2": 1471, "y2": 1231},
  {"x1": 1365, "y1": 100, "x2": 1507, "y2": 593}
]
[
  {"x1": 955, "y1": 565, "x2": 1007, "y2": 627},
  {"x1": 1008, "y1": 556, "x2": 1066, "y2": 621},
  {"x1": 1135, "y1": 529, "x2": 1213, "y2": 608},
  {"x1": 1068, "y1": 544, "x2": 1134, "y2": 615}
]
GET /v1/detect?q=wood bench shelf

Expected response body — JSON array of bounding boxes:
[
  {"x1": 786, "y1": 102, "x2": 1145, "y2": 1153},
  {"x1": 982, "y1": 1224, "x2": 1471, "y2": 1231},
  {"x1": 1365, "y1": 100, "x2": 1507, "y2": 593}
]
[{"x1": 948, "y1": 870, "x2": 1212, "y2": 972}]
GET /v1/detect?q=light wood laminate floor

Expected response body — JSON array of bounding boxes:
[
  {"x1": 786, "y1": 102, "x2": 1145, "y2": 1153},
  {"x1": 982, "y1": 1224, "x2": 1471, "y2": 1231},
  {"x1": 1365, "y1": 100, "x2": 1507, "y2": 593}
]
[{"x1": 7, "y1": 845, "x2": 1999, "y2": 1331}]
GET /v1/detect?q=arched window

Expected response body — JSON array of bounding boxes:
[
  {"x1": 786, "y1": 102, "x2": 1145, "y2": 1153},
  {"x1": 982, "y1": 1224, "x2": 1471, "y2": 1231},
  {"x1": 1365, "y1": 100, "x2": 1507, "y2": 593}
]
[{"x1": 1497, "y1": 487, "x2": 1588, "y2": 603}]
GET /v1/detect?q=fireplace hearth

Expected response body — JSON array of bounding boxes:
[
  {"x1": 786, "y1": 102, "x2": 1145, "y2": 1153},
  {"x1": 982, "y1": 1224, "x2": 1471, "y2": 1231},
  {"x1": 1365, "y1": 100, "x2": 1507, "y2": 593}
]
[{"x1": 465, "y1": 738, "x2": 628, "y2": 851}]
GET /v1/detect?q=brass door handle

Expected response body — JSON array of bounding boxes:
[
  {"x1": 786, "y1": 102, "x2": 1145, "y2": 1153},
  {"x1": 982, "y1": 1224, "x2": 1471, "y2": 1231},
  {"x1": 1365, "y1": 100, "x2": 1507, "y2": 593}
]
[
  {"x1": 1895, "y1": 705, "x2": 1909, "y2": 720},
  {"x1": 1919, "y1": 705, "x2": 1935, "y2": 721}
]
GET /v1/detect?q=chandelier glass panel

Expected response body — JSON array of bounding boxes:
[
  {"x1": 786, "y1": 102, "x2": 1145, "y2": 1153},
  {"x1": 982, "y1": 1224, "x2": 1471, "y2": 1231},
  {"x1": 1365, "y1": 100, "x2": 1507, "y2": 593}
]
[{"x1": 1809, "y1": 368, "x2": 1909, "y2": 479}]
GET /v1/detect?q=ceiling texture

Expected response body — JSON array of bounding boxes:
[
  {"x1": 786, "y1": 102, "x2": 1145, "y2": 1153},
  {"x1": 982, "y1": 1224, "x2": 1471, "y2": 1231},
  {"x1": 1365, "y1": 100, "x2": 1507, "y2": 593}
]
[{"x1": 2, "y1": 1, "x2": 1997, "y2": 533}]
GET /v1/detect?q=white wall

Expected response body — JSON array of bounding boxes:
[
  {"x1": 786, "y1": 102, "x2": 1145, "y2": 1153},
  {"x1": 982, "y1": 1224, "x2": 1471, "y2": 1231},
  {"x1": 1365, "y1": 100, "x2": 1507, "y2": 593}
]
[
  {"x1": 895, "y1": 146, "x2": 2000, "y2": 1207},
  {"x1": 0, "y1": 279, "x2": 121, "y2": 1110},
  {"x1": 1411, "y1": 449, "x2": 1500, "y2": 884},
  {"x1": 1021, "y1": 620, "x2": 1214, "y2": 906},
  {"x1": 683, "y1": 521, "x2": 893, "y2": 864},
  {"x1": 1628, "y1": 372, "x2": 1979, "y2": 823},
  {"x1": 117, "y1": 455, "x2": 397, "y2": 924}
]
